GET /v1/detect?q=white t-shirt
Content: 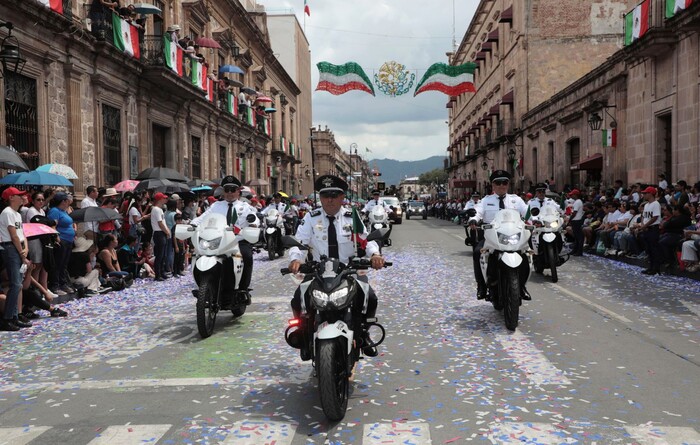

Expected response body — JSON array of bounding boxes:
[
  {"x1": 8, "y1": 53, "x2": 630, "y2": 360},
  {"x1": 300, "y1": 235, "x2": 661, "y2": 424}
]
[
  {"x1": 642, "y1": 200, "x2": 661, "y2": 226},
  {"x1": 571, "y1": 199, "x2": 584, "y2": 221},
  {"x1": 0, "y1": 206, "x2": 25, "y2": 243},
  {"x1": 129, "y1": 206, "x2": 141, "y2": 225},
  {"x1": 24, "y1": 206, "x2": 45, "y2": 223},
  {"x1": 151, "y1": 206, "x2": 165, "y2": 232}
]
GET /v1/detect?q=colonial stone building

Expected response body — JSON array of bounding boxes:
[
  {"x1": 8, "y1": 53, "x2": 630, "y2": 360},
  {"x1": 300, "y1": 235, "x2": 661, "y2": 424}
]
[
  {"x1": 446, "y1": 0, "x2": 639, "y2": 197},
  {"x1": 521, "y1": 0, "x2": 700, "y2": 191},
  {"x1": 0, "y1": 0, "x2": 312, "y2": 197},
  {"x1": 311, "y1": 127, "x2": 371, "y2": 200}
]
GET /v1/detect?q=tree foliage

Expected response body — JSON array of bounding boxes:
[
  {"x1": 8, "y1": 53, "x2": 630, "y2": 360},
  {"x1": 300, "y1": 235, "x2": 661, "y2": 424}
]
[{"x1": 418, "y1": 168, "x2": 448, "y2": 186}]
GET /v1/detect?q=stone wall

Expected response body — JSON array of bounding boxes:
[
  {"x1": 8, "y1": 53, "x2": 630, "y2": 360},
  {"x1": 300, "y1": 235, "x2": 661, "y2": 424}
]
[{"x1": 47, "y1": 62, "x2": 69, "y2": 165}]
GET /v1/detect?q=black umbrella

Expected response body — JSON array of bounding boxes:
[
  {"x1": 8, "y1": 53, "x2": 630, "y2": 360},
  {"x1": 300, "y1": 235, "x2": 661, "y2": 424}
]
[
  {"x1": 0, "y1": 146, "x2": 30, "y2": 172},
  {"x1": 134, "y1": 178, "x2": 186, "y2": 192},
  {"x1": 187, "y1": 178, "x2": 216, "y2": 187},
  {"x1": 70, "y1": 207, "x2": 122, "y2": 223},
  {"x1": 135, "y1": 167, "x2": 189, "y2": 183}
]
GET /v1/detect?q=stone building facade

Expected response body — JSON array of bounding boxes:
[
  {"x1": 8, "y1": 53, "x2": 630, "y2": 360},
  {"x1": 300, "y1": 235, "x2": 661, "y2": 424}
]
[
  {"x1": 0, "y1": 0, "x2": 311, "y2": 198},
  {"x1": 311, "y1": 127, "x2": 371, "y2": 200},
  {"x1": 521, "y1": 0, "x2": 700, "y2": 191},
  {"x1": 446, "y1": 0, "x2": 638, "y2": 197}
]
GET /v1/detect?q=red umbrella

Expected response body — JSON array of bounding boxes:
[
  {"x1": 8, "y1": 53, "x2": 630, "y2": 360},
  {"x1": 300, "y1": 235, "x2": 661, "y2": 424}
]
[
  {"x1": 114, "y1": 179, "x2": 140, "y2": 192},
  {"x1": 194, "y1": 37, "x2": 221, "y2": 49},
  {"x1": 255, "y1": 96, "x2": 273, "y2": 103},
  {"x1": 23, "y1": 223, "x2": 58, "y2": 238}
]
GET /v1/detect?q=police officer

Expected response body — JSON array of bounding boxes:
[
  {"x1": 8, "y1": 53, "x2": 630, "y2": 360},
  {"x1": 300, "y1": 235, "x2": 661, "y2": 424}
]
[
  {"x1": 191, "y1": 175, "x2": 259, "y2": 301},
  {"x1": 264, "y1": 192, "x2": 288, "y2": 214},
  {"x1": 528, "y1": 183, "x2": 559, "y2": 214},
  {"x1": 464, "y1": 191, "x2": 481, "y2": 211},
  {"x1": 362, "y1": 190, "x2": 390, "y2": 214},
  {"x1": 288, "y1": 175, "x2": 385, "y2": 358},
  {"x1": 468, "y1": 170, "x2": 529, "y2": 300}
]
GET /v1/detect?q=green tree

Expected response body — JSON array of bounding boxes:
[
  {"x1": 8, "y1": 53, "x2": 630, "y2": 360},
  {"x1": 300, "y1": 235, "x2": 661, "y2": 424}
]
[{"x1": 418, "y1": 168, "x2": 448, "y2": 186}]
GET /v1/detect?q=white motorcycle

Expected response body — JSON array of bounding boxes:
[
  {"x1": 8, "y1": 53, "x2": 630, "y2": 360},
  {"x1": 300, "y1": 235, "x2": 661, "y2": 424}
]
[
  {"x1": 263, "y1": 207, "x2": 286, "y2": 261},
  {"x1": 479, "y1": 209, "x2": 533, "y2": 331},
  {"x1": 530, "y1": 205, "x2": 567, "y2": 283},
  {"x1": 175, "y1": 213, "x2": 261, "y2": 338},
  {"x1": 367, "y1": 205, "x2": 392, "y2": 248}
]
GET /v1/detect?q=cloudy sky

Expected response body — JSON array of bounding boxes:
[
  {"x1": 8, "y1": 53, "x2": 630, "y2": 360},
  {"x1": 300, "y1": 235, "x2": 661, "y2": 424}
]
[{"x1": 259, "y1": 0, "x2": 478, "y2": 161}]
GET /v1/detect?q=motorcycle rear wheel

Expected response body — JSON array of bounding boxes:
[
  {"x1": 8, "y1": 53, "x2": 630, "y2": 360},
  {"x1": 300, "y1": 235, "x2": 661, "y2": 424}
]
[
  {"x1": 547, "y1": 243, "x2": 558, "y2": 283},
  {"x1": 317, "y1": 339, "x2": 349, "y2": 421},
  {"x1": 502, "y1": 268, "x2": 520, "y2": 331},
  {"x1": 196, "y1": 276, "x2": 218, "y2": 338},
  {"x1": 267, "y1": 237, "x2": 277, "y2": 261}
]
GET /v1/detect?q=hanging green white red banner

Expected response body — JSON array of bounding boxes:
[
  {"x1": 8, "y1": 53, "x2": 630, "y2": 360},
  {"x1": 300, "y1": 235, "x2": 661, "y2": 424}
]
[
  {"x1": 666, "y1": 0, "x2": 693, "y2": 18},
  {"x1": 602, "y1": 128, "x2": 617, "y2": 147},
  {"x1": 315, "y1": 61, "x2": 476, "y2": 97},
  {"x1": 112, "y1": 13, "x2": 141, "y2": 59},
  {"x1": 624, "y1": 0, "x2": 650, "y2": 46}
]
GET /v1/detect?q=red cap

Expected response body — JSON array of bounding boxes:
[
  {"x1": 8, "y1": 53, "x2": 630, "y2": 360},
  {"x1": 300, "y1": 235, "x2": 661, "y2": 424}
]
[
  {"x1": 525, "y1": 193, "x2": 533, "y2": 200},
  {"x1": 642, "y1": 186, "x2": 657, "y2": 195},
  {"x1": 568, "y1": 188, "x2": 581, "y2": 197},
  {"x1": 153, "y1": 192, "x2": 168, "y2": 201},
  {"x1": 207, "y1": 196, "x2": 217, "y2": 204},
  {"x1": 2, "y1": 187, "x2": 27, "y2": 201}
]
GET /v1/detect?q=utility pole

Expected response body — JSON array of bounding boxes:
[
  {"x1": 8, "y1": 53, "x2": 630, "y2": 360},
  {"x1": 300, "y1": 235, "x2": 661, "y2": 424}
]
[{"x1": 309, "y1": 127, "x2": 318, "y2": 207}]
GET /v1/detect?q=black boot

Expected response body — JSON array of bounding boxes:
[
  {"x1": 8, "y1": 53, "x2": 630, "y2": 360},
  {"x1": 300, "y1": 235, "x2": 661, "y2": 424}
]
[{"x1": 477, "y1": 284, "x2": 487, "y2": 300}]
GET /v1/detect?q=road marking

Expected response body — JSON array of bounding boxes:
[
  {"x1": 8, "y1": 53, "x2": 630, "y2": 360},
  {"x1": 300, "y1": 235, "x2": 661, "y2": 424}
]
[
  {"x1": 363, "y1": 422, "x2": 432, "y2": 445},
  {"x1": 87, "y1": 424, "x2": 171, "y2": 445},
  {"x1": 225, "y1": 420, "x2": 297, "y2": 445},
  {"x1": 0, "y1": 371, "x2": 313, "y2": 393},
  {"x1": 625, "y1": 425, "x2": 700, "y2": 445},
  {"x1": 496, "y1": 331, "x2": 572, "y2": 386},
  {"x1": 252, "y1": 296, "x2": 290, "y2": 305},
  {"x1": 440, "y1": 228, "x2": 466, "y2": 242},
  {"x1": 0, "y1": 426, "x2": 51, "y2": 445},
  {"x1": 551, "y1": 283, "x2": 632, "y2": 323}
]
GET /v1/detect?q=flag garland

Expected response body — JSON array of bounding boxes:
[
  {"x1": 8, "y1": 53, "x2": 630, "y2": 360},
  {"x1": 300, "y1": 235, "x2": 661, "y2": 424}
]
[
  {"x1": 316, "y1": 61, "x2": 375, "y2": 96},
  {"x1": 414, "y1": 62, "x2": 476, "y2": 97}
]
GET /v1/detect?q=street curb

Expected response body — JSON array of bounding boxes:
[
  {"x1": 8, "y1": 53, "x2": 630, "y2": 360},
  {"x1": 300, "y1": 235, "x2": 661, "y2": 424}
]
[{"x1": 588, "y1": 249, "x2": 700, "y2": 281}]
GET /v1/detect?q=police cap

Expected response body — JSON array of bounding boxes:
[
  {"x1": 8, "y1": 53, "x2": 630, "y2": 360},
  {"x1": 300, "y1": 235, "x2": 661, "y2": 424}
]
[
  {"x1": 535, "y1": 182, "x2": 548, "y2": 191},
  {"x1": 371, "y1": 190, "x2": 380, "y2": 195},
  {"x1": 489, "y1": 169, "x2": 511, "y2": 183},
  {"x1": 220, "y1": 175, "x2": 241, "y2": 187},
  {"x1": 315, "y1": 174, "x2": 348, "y2": 194}
]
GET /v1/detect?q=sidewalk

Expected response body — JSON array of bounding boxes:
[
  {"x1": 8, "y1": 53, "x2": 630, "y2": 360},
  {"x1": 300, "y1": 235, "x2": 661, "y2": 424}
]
[{"x1": 584, "y1": 247, "x2": 700, "y2": 281}]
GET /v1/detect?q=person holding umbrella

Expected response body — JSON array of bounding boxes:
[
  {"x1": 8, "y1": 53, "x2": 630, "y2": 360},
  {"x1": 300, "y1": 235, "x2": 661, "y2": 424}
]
[
  {"x1": 47, "y1": 192, "x2": 76, "y2": 295},
  {"x1": 0, "y1": 187, "x2": 31, "y2": 331}
]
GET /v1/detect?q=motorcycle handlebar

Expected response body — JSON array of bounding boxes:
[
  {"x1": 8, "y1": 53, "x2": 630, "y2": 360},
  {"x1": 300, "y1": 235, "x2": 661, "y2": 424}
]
[{"x1": 280, "y1": 260, "x2": 392, "y2": 275}]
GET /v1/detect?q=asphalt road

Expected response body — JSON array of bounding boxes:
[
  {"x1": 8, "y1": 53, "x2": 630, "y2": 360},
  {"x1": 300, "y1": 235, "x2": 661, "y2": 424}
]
[{"x1": 1, "y1": 216, "x2": 699, "y2": 444}]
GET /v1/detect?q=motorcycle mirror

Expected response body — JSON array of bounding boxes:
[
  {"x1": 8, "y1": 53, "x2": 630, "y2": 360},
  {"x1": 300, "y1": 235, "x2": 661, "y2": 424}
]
[
  {"x1": 466, "y1": 209, "x2": 477, "y2": 217},
  {"x1": 530, "y1": 207, "x2": 540, "y2": 216},
  {"x1": 367, "y1": 228, "x2": 389, "y2": 242},
  {"x1": 246, "y1": 214, "x2": 257, "y2": 223}
]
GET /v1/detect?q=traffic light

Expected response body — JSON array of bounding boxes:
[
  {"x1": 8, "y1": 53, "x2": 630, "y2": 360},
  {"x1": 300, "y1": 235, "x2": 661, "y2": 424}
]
[{"x1": 377, "y1": 181, "x2": 386, "y2": 191}]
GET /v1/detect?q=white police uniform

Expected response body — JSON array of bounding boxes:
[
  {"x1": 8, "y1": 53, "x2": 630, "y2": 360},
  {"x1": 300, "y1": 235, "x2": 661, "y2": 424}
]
[
  {"x1": 464, "y1": 197, "x2": 480, "y2": 211},
  {"x1": 289, "y1": 208, "x2": 380, "y2": 263},
  {"x1": 471, "y1": 193, "x2": 528, "y2": 224},
  {"x1": 263, "y1": 201, "x2": 288, "y2": 216},
  {"x1": 191, "y1": 198, "x2": 259, "y2": 228},
  {"x1": 362, "y1": 197, "x2": 390, "y2": 213}
]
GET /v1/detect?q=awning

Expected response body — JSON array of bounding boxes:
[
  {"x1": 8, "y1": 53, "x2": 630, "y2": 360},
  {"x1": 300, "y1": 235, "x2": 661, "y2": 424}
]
[
  {"x1": 480, "y1": 42, "x2": 493, "y2": 52},
  {"x1": 500, "y1": 6, "x2": 513, "y2": 23},
  {"x1": 501, "y1": 90, "x2": 514, "y2": 105},
  {"x1": 488, "y1": 104, "x2": 500, "y2": 116},
  {"x1": 570, "y1": 153, "x2": 603, "y2": 171},
  {"x1": 487, "y1": 29, "x2": 499, "y2": 42},
  {"x1": 475, "y1": 52, "x2": 487, "y2": 61},
  {"x1": 446, "y1": 101, "x2": 453, "y2": 109}
]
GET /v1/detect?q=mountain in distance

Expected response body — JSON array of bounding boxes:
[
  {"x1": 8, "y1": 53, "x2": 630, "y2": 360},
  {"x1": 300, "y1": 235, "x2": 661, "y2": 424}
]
[{"x1": 367, "y1": 156, "x2": 445, "y2": 186}]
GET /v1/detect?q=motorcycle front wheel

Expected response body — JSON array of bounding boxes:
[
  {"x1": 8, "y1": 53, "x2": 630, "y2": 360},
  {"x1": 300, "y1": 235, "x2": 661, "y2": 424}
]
[
  {"x1": 502, "y1": 268, "x2": 520, "y2": 331},
  {"x1": 547, "y1": 243, "x2": 559, "y2": 283},
  {"x1": 196, "y1": 275, "x2": 218, "y2": 338},
  {"x1": 267, "y1": 236, "x2": 277, "y2": 261},
  {"x1": 317, "y1": 339, "x2": 349, "y2": 421}
]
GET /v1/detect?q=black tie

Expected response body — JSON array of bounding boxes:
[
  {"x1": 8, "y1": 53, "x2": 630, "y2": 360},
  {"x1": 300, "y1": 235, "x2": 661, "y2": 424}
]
[
  {"x1": 227, "y1": 202, "x2": 236, "y2": 225},
  {"x1": 499, "y1": 195, "x2": 505, "y2": 210},
  {"x1": 539, "y1": 199, "x2": 544, "y2": 207},
  {"x1": 327, "y1": 215, "x2": 339, "y2": 259}
]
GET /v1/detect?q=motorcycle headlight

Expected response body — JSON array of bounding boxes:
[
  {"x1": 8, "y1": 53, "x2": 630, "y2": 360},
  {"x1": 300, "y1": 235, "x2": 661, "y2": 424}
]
[
  {"x1": 549, "y1": 221, "x2": 560, "y2": 229},
  {"x1": 497, "y1": 232, "x2": 521, "y2": 245},
  {"x1": 312, "y1": 284, "x2": 352, "y2": 309},
  {"x1": 199, "y1": 237, "x2": 222, "y2": 250}
]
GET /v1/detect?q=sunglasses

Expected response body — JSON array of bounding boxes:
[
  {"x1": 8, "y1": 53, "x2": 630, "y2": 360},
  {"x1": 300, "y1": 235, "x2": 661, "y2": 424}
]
[
  {"x1": 223, "y1": 186, "x2": 239, "y2": 192},
  {"x1": 493, "y1": 180, "x2": 509, "y2": 186}
]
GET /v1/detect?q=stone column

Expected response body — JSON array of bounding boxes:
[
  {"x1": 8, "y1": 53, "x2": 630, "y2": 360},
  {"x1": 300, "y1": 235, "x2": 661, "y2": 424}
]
[
  {"x1": 64, "y1": 63, "x2": 84, "y2": 194},
  {"x1": 138, "y1": 97, "x2": 150, "y2": 174}
]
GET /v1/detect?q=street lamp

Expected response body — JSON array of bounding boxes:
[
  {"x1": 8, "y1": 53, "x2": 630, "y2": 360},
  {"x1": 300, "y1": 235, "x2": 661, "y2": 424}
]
[
  {"x1": 587, "y1": 101, "x2": 617, "y2": 131},
  {"x1": 0, "y1": 21, "x2": 26, "y2": 77}
]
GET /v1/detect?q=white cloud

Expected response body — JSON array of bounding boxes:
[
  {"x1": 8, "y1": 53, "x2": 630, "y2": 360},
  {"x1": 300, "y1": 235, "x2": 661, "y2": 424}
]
[{"x1": 259, "y1": 0, "x2": 478, "y2": 161}]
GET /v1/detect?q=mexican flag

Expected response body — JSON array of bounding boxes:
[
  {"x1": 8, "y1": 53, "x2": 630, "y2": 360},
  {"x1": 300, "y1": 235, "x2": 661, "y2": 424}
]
[
  {"x1": 304, "y1": 0, "x2": 310, "y2": 16},
  {"x1": 624, "y1": 0, "x2": 650, "y2": 46},
  {"x1": 414, "y1": 62, "x2": 476, "y2": 96},
  {"x1": 289, "y1": 142, "x2": 295, "y2": 157},
  {"x1": 112, "y1": 13, "x2": 140, "y2": 59},
  {"x1": 246, "y1": 107, "x2": 256, "y2": 126},
  {"x1": 602, "y1": 128, "x2": 617, "y2": 147},
  {"x1": 666, "y1": 0, "x2": 693, "y2": 18},
  {"x1": 235, "y1": 157, "x2": 241, "y2": 172},
  {"x1": 208, "y1": 78, "x2": 214, "y2": 102},
  {"x1": 163, "y1": 37, "x2": 183, "y2": 76},
  {"x1": 265, "y1": 117, "x2": 272, "y2": 136},
  {"x1": 227, "y1": 92, "x2": 238, "y2": 116},
  {"x1": 351, "y1": 207, "x2": 368, "y2": 254},
  {"x1": 280, "y1": 136, "x2": 287, "y2": 153},
  {"x1": 316, "y1": 61, "x2": 375, "y2": 96},
  {"x1": 266, "y1": 165, "x2": 271, "y2": 178},
  {"x1": 191, "y1": 59, "x2": 207, "y2": 90},
  {"x1": 36, "y1": 0, "x2": 63, "y2": 14}
]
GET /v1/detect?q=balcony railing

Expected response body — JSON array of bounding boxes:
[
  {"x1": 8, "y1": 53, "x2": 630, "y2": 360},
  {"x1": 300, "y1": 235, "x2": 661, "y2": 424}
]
[
  {"x1": 497, "y1": 119, "x2": 517, "y2": 138},
  {"x1": 63, "y1": 0, "x2": 73, "y2": 20}
]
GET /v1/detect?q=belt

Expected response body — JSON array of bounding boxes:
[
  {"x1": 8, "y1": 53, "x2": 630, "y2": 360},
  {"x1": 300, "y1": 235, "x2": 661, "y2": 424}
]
[{"x1": 0, "y1": 241, "x2": 14, "y2": 246}]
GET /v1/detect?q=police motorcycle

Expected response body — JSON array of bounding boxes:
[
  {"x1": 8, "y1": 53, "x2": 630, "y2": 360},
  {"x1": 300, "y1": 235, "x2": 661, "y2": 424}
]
[
  {"x1": 367, "y1": 204, "x2": 392, "y2": 248},
  {"x1": 262, "y1": 207, "x2": 286, "y2": 260},
  {"x1": 281, "y1": 230, "x2": 391, "y2": 421},
  {"x1": 478, "y1": 209, "x2": 533, "y2": 331},
  {"x1": 530, "y1": 205, "x2": 568, "y2": 283},
  {"x1": 175, "y1": 213, "x2": 261, "y2": 338}
]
